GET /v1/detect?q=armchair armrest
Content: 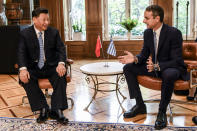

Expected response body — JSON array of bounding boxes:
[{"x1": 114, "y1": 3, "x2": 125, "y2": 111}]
[
  {"x1": 66, "y1": 59, "x2": 74, "y2": 65},
  {"x1": 187, "y1": 64, "x2": 197, "y2": 70},
  {"x1": 65, "y1": 59, "x2": 74, "y2": 82},
  {"x1": 187, "y1": 64, "x2": 197, "y2": 89}
]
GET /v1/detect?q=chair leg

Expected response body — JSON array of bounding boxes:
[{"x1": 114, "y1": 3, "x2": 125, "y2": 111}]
[
  {"x1": 22, "y1": 96, "x2": 28, "y2": 106},
  {"x1": 67, "y1": 97, "x2": 74, "y2": 109},
  {"x1": 45, "y1": 89, "x2": 51, "y2": 98},
  {"x1": 33, "y1": 111, "x2": 38, "y2": 119},
  {"x1": 168, "y1": 104, "x2": 173, "y2": 123},
  {"x1": 22, "y1": 94, "x2": 74, "y2": 110}
]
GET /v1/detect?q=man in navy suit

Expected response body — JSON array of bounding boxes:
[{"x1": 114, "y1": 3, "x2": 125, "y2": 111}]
[
  {"x1": 118, "y1": 5, "x2": 188, "y2": 130},
  {"x1": 18, "y1": 8, "x2": 68, "y2": 124}
]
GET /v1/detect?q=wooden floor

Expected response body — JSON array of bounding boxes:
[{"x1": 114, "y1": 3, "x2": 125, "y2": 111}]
[{"x1": 0, "y1": 59, "x2": 196, "y2": 127}]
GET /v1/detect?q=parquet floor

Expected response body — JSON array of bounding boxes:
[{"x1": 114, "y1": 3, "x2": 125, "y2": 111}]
[{"x1": 0, "y1": 59, "x2": 196, "y2": 127}]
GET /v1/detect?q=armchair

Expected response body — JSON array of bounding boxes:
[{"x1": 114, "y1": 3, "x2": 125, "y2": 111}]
[
  {"x1": 21, "y1": 59, "x2": 74, "y2": 109},
  {"x1": 137, "y1": 42, "x2": 197, "y2": 121}
]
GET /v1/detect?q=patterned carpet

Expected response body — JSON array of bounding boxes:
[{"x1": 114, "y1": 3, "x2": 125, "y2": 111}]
[{"x1": 0, "y1": 117, "x2": 196, "y2": 131}]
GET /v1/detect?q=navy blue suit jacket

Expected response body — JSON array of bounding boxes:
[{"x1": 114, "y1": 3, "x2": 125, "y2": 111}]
[
  {"x1": 136, "y1": 24, "x2": 188, "y2": 80},
  {"x1": 17, "y1": 25, "x2": 66, "y2": 69}
]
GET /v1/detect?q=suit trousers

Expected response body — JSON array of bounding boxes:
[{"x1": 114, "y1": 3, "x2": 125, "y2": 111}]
[
  {"x1": 20, "y1": 64, "x2": 68, "y2": 112},
  {"x1": 123, "y1": 63, "x2": 181, "y2": 113}
]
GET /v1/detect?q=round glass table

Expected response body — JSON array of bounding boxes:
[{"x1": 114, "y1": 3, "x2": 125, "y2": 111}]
[{"x1": 80, "y1": 62, "x2": 126, "y2": 112}]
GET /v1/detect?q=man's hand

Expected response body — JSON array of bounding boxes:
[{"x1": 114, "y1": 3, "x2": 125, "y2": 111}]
[
  {"x1": 19, "y1": 69, "x2": 30, "y2": 84},
  {"x1": 118, "y1": 51, "x2": 135, "y2": 64},
  {"x1": 146, "y1": 56, "x2": 154, "y2": 72},
  {"x1": 56, "y1": 64, "x2": 67, "y2": 77}
]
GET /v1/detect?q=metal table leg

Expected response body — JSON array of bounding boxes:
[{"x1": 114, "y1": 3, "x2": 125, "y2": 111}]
[
  {"x1": 115, "y1": 74, "x2": 126, "y2": 112},
  {"x1": 84, "y1": 74, "x2": 126, "y2": 112},
  {"x1": 84, "y1": 75, "x2": 99, "y2": 111}
]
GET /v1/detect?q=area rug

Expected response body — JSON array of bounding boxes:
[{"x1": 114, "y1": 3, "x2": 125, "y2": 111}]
[{"x1": 0, "y1": 117, "x2": 196, "y2": 131}]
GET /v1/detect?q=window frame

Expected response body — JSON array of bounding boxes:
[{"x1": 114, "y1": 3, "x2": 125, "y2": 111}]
[
  {"x1": 102, "y1": 0, "x2": 153, "y2": 40},
  {"x1": 172, "y1": 0, "x2": 196, "y2": 40},
  {"x1": 63, "y1": 0, "x2": 86, "y2": 41}
]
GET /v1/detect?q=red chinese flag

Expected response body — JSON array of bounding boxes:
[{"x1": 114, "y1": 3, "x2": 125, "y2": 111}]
[{"x1": 95, "y1": 35, "x2": 101, "y2": 57}]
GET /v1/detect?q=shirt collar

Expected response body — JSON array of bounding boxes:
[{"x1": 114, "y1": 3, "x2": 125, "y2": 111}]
[
  {"x1": 34, "y1": 25, "x2": 44, "y2": 35},
  {"x1": 154, "y1": 23, "x2": 163, "y2": 36}
]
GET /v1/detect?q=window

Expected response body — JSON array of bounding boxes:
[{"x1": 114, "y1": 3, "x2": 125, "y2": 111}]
[
  {"x1": 103, "y1": 0, "x2": 152, "y2": 40},
  {"x1": 173, "y1": 0, "x2": 196, "y2": 40},
  {"x1": 63, "y1": 0, "x2": 86, "y2": 41}
]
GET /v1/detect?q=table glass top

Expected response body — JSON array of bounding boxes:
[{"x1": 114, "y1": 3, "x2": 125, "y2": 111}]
[{"x1": 80, "y1": 62, "x2": 124, "y2": 75}]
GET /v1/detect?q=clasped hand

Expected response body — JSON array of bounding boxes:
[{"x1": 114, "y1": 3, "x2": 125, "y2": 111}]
[
  {"x1": 146, "y1": 56, "x2": 159, "y2": 72},
  {"x1": 146, "y1": 56, "x2": 154, "y2": 72}
]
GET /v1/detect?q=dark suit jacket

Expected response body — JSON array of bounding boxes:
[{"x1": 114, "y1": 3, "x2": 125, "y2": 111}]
[
  {"x1": 17, "y1": 25, "x2": 66, "y2": 69},
  {"x1": 136, "y1": 24, "x2": 189, "y2": 80}
]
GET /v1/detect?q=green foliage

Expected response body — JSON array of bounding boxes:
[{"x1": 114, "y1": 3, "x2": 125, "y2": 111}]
[
  {"x1": 108, "y1": 0, "x2": 149, "y2": 37},
  {"x1": 72, "y1": 23, "x2": 82, "y2": 32},
  {"x1": 119, "y1": 18, "x2": 138, "y2": 32},
  {"x1": 110, "y1": 28, "x2": 126, "y2": 36}
]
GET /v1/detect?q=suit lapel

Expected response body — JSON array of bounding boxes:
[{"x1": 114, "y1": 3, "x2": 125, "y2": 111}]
[
  {"x1": 157, "y1": 24, "x2": 167, "y2": 53},
  {"x1": 150, "y1": 31, "x2": 155, "y2": 57},
  {"x1": 31, "y1": 26, "x2": 39, "y2": 57},
  {"x1": 44, "y1": 29, "x2": 49, "y2": 53}
]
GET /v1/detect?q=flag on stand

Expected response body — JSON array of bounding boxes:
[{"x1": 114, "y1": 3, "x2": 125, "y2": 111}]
[
  {"x1": 95, "y1": 35, "x2": 101, "y2": 57},
  {"x1": 107, "y1": 37, "x2": 116, "y2": 56}
]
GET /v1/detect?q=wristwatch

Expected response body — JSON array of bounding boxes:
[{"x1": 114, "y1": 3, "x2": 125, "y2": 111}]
[
  {"x1": 153, "y1": 64, "x2": 160, "y2": 71},
  {"x1": 134, "y1": 56, "x2": 138, "y2": 64}
]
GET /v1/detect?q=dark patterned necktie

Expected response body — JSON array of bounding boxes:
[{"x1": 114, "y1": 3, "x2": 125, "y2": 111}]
[
  {"x1": 153, "y1": 31, "x2": 157, "y2": 64},
  {"x1": 38, "y1": 32, "x2": 44, "y2": 69}
]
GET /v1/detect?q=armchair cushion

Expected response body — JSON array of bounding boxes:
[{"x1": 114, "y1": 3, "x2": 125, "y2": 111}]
[{"x1": 137, "y1": 75, "x2": 189, "y2": 91}]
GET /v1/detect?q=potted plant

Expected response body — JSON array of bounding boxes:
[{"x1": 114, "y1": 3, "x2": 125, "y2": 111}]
[
  {"x1": 72, "y1": 23, "x2": 82, "y2": 40},
  {"x1": 119, "y1": 18, "x2": 138, "y2": 40}
]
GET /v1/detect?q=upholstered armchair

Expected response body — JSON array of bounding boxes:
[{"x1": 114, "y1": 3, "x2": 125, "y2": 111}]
[
  {"x1": 137, "y1": 42, "x2": 197, "y2": 121},
  {"x1": 21, "y1": 59, "x2": 74, "y2": 109}
]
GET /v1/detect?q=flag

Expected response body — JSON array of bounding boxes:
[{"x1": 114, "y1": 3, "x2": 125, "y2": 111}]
[
  {"x1": 95, "y1": 35, "x2": 101, "y2": 57},
  {"x1": 107, "y1": 37, "x2": 116, "y2": 56}
]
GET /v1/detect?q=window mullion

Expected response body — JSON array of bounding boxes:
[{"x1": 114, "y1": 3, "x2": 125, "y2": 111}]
[
  {"x1": 125, "y1": 0, "x2": 130, "y2": 18},
  {"x1": 194, "y1": 0, "x2": 197, "y2": 39},
  {"x1": 190, "y1": 0, "x2": 195, "y2": 38},
  {"x1": 67, "y1": 0, "x2": 72, "y2": 40},
  {"x1": 103, "y1": 0, "x2": 109, "y2": 40}
]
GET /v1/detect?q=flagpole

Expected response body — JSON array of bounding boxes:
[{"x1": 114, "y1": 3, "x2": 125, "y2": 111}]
[
  {"x1": 106, "y1": 54, "x2": 109, "y2": 67},
  {"x1": 105, "y1": 35, "x2": 112, "y2": 67},
  {"x1": 106, "y1": 35, "x2": 116, "y2": 67},
  {"x1": 99, "y1": 33, "x2": 105, "y2": 59}
]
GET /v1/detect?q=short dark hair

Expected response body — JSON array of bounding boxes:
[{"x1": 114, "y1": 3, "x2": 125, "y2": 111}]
[
  {"x1": 32, "y1": 7, "x2": 49, "y2": 18},
  {"x1": 145, "y1": 5, "x2": 164, "y2": 22}
]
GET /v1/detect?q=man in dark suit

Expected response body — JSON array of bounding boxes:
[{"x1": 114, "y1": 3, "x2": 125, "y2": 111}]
[
  {"x1": 118, "y1": 5, "x2": 188, "y2": 130},
  {"x1": 18, "y1": 8, "x2": 68, "y2": 124}
]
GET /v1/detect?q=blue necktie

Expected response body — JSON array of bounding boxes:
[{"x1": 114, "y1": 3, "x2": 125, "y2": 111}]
[
  {"x1": 153, "y1": 32, "x2": 157, "y2": 64},
  {"x1": 38, "y1": 32, "x2": 44, "y2": 69}
]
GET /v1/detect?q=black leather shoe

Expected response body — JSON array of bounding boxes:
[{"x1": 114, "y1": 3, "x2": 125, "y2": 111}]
[
  {"x1": 187, "y1": 96, "x2": 195, "y2": 101},
  {"x1": 36, "y1": 108, "x2": 49, "y2": 123},
  {"x1": 192, "y1": 116, "x2": 197, "y2": 125},
  {"x1": 187, "y1": 90, "x2": 197, "y2": 101},
  {"x1": 154, "y1": 112, "x2": 167, "y2": 130},
  {"x1": 123, "y1": 104, "x2": 147, "y2": 118},
  {"x1": 50, "y1": 109, "x2": 69, "y2": 124}
]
